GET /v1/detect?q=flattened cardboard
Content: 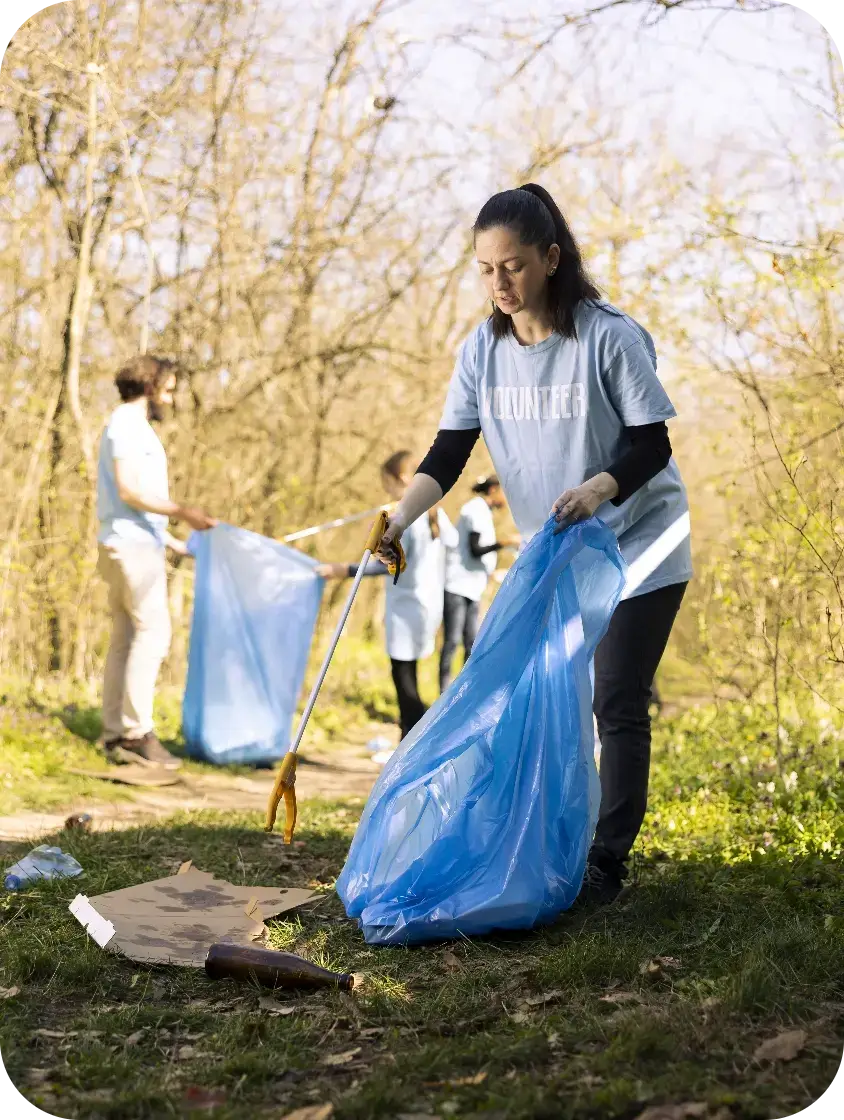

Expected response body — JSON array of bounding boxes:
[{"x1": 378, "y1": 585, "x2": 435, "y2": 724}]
[{"x1": 69, "y1": 864, "x2": 316, "y2": 967}]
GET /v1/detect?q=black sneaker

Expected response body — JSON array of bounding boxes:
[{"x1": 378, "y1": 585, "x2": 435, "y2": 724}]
[
  {"x1": 575, "y1": 850, "x2": 628, "y2": 907},
  {"x1": 107, "y1": 732, "x2": 182, "y2": 770}
]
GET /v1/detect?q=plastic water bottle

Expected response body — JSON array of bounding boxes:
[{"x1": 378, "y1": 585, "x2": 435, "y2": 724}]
[
  {"x1": 4, "y1": 845, "x2": 83, "y2": 891},
  {"x1": 365, "y1": 736, "x2": 393, "y2": 754}
]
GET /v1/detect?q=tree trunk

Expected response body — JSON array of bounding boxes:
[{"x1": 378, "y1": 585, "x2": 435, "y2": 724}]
[{"x1": 39, "y1": 373, "x2": 67, "y2": 673}]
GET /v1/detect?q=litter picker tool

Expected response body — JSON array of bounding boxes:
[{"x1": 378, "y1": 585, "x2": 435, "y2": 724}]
[
  {"x1": 265, "y1": 510, "x2": 405, "y2": 842},
  {"x1": 281, "y1": 502, "x2": 397, "y2": 544}
]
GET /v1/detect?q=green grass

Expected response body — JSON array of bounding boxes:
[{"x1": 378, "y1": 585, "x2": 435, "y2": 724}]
[
  {"x1": 0, "y1": 681, "x2": 224, "y2": 816},
  {"x1": 1, "y1": 701, "x2": 842, "y2": 1118},
  {"x1": 0, "y1": 643, "x2": 407, "y2": 816}
]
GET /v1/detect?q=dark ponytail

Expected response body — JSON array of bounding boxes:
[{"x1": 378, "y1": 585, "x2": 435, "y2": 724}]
[
  {"x1": 473, "y1": 183, "x2": 601, "y2": 341},
  {"x1": 471, "y1": 474, "x2": 499, "y2": 495}
]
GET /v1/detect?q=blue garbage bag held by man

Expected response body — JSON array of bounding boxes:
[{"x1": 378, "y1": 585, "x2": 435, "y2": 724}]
[{"x1": 183, "y1": 525, "x2": 324, "y2": 766}]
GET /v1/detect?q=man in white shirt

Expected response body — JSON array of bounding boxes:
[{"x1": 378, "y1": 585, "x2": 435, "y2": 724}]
[{"x1": 96, "y1": 355, "x2": 216, "y2": 767}]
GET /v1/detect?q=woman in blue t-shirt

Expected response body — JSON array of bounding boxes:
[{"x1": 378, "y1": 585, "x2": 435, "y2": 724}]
[{"x1": 377, "y1": 183, "x2": 692, "y2": 906}]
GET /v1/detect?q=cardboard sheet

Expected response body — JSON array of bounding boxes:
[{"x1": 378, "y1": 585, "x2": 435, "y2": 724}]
[{"x1": 70, "y1": 861, "x2": 316, "y2": 967}]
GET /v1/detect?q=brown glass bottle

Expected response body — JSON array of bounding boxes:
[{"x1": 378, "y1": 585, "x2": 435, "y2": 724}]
[{"x1": 204, "y1": 943, "x2": 354, "y2": 991}]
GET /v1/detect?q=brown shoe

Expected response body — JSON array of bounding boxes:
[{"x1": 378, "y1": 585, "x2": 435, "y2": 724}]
[{"x1": 107, "y1": 732, "x2": 182, "y2": 770}]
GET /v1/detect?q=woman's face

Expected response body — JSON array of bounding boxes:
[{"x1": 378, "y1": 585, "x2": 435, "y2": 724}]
[
  {"x1": 475, "y1": 226, "x2": 559, "y2": 318},
  {"x1": 486, "y1": 484, "x2": 506, "y2": 510}
]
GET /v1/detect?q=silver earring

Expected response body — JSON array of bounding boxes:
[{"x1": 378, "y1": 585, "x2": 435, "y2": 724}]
[{"x1": 549, "y1": 268, "x2": 556, "y2": 275}]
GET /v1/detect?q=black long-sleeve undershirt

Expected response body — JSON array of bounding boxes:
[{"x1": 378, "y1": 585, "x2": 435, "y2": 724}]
[
  {"x1": 468, "y1": 531, "x2": 502, "y2": 558},
  {"x1": 416, "y1": 422, "x2": 672, "y2": 507}
]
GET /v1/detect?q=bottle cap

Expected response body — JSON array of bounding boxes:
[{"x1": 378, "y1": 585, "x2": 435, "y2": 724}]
[{"x1": 4, "y1": 874, "x2": 21, "y2": 891}]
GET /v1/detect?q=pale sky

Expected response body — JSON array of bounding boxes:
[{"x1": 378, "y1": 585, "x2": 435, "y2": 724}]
[{"x1": 342, "y1": 0, "x2": 841, "y2": 219}]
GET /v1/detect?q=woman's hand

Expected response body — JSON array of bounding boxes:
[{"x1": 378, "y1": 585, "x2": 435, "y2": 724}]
[
  {"x1": 374, "y1": 511, "x2": 407, "y2": 567},
  {"x1": 551, "y1": 472, "x2": 619, "y2": 531},
  {"x1": 315, "y1": 562, "x2": 348, "y2": 579}
]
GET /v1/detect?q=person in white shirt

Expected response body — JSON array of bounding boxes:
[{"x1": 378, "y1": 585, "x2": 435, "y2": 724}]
[
  {"x1": 440, "y1": 474, "x2": 519, "y2": 691},
  {"x1": 96, "y1": 355, "x2": 217, "y2": 767},
  {"x1": 317, "y1": 450, "x2": 457, "y2": 739}
]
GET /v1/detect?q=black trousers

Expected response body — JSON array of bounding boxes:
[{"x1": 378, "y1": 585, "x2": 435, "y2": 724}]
[
  {"x1": 390, "y1": 658, "x2": 427, "y2": 740},
  {"x1": 439, "y1": 591, "x2": 481, "y2": 693},
  {"x1": 591, "y1": 581, "x2": 687, "y2": 864}
]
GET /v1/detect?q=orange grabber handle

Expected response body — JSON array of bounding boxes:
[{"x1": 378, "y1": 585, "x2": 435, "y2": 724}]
[{"x1": 265, "y1": 752, "x2": 297, "y2": 843}]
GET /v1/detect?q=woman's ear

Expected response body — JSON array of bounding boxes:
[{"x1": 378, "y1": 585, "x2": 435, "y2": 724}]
[{"x1": 547, "y1": 242, "x2": 561, "y2": 275}]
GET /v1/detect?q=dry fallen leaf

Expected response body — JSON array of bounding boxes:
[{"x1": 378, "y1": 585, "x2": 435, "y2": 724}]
[
  {"x1": 599, "y1": 991, "x2": 641, "y2": 1005},
  {"x1": 281, "y1": 1105, "x2": 334, "y2": 1120},
  {"x1": 523, "y1": 989, "x2": 564, "y2": 1007},
  {"x1": 640, "y1": 955, "x2": 682, "y2": 979},
  {"x1": 34, "y1": 1029, "x2": 75, "y2": 1039},
  {"x1": 0, "y1": 986, "x2": 20, "y2": 999},
  {"x1": 259, "y1": 996, "x2": 300, "y2": 1016},
  {"x1": 753, "y1": 1029, "x2": 808, "y2": 1063},
  {"x1": 124, "y1": 1030, "x2": 145, "y2": 1048},
  {"x1": 358, "y1": 1026, "x2": 384, "y2": 1038},
  {"x1": 440, "y1": 950, "x2": 462, "y2": 971},
  {"x1": 26, "y1": 1069, "x2": 52, "y2": 1086},
  {"x1": 183, "y1": 1085, "x2": 227, "y2": 1112},
  {"x1": 633, "y1": 1104, "x2": 709, "y2": 1120},
  {"x1": 176, "y1": 1046, "x2": 213, "y2": 1061},
  {"x1": 320, "y1": 1048, "x2": 361, "y2": 1067}
]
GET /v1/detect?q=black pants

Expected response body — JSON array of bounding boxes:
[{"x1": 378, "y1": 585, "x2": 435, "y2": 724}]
[
  {"x1": 390, "y1": 658, "x2": 427, "y2": 739},
  {"x1": 591, "y1": 581, "x2": 687, "y2": 864},
  {"x1": 439, "y1": 591, "x2": 481, "y2": 692}
]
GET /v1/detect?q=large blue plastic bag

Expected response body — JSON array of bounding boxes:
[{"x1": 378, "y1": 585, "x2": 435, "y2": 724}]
[
  {"x1": 182, "y1": 524, "x2": 324, "y2": 765},
  {"x1": 336, "y1": 516, "x2": 626, "y2": 945}
]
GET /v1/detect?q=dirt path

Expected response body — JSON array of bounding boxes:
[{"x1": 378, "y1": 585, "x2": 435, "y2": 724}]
[{"x1": 0, "y1": 722, "x2": 394, "y2": 842}]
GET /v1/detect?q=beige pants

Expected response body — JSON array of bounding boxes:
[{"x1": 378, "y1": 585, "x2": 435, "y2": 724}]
[{"x1": 98, "y1": 542, "x2": 171, "y2": 743}]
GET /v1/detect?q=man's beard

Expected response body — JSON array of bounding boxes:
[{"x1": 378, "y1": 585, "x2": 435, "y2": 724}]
[{"x1": 147, "y1": 398, "x2": 166, "y2": 424}]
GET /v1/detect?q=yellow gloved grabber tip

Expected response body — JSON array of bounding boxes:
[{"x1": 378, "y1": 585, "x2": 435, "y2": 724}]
[
  {"x1": 265, "y1": 752, "x2": 297, "y2": 842},
  {"x1": 364, "y1": 510, "x2": 407, "y2": 581}
]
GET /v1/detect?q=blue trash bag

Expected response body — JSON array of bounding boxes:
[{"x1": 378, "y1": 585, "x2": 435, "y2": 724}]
[
  {"x1": 336, "y1": 515, "x2": 626, "y2": 945},
  {"x1": 182, "y1": 524, "x2": 324, "y2": 766}
]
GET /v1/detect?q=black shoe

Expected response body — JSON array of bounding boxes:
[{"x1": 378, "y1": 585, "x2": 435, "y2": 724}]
[
  {"x1": 106, "y1": 732, "x2": 182, "y2": 770},
  {"x1": 575, "y1": 850, "x2": 628, "y2": 907}
]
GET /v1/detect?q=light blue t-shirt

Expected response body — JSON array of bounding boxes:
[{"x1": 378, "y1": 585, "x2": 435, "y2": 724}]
[
  {"x1": 97, "y1": 404, "x2": 169, "y2": 548},
  {"x1": 439, "y1": 301, "x2": 692, "y2": 599}
]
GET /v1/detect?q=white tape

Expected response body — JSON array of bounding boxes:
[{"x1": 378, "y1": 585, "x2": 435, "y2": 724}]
[{"x1": 69, "y1": 894, "x2": 116, "y2": 949}]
